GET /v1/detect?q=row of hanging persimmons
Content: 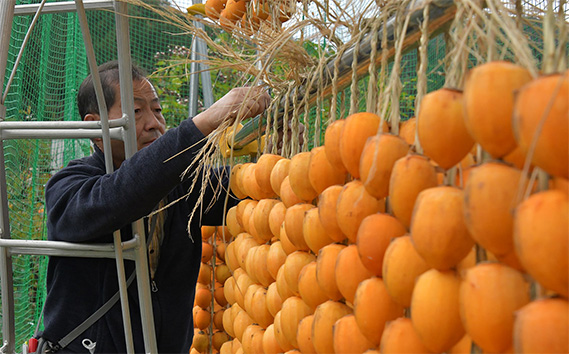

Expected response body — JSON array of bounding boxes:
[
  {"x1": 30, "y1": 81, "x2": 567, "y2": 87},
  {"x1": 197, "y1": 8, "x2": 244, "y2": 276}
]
[
  {"x1": 204, "y1": 0, "x2": 297, "y2": 33},
  {"x1": 190, "y1": 61, "x2": 568, "y2": 353}
]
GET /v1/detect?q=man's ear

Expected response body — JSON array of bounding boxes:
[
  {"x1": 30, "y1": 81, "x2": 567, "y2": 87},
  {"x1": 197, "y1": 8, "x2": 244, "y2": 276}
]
[
  {"x1": 84, "y1": 113, "x2": 99, "y2": 122},
  {"x1": 84, "y1": 113, "x2": 102, "y2": 144}
]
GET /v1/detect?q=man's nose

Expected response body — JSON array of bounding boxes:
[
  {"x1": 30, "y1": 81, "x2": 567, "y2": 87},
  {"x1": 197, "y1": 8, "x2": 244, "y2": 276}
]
[{"x1": 143, "y1": 110, "x2": 163, "y2": 130}]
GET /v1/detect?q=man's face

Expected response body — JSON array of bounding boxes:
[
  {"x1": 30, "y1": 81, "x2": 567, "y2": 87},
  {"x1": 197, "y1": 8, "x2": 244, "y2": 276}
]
[{"x1": 86, "y1": 78, "x2": 166, "y2": 167}]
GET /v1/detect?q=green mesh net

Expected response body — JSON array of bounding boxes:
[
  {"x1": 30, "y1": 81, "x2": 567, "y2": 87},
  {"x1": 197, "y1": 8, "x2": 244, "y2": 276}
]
[{"x1": 2, "y1": 6, "x2": 88, "y2": 346}]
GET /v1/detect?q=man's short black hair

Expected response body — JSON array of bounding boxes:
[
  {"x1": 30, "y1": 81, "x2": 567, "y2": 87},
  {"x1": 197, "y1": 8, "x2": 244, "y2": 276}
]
[{"x1": 77, "y1": 61, "x2": 146, "y2": 120}]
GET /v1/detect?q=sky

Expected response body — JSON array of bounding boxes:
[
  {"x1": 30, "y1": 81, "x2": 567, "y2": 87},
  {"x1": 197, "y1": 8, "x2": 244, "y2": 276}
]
[{"x1": 170, "y1": 0, "x2": 194, "y2": 9}]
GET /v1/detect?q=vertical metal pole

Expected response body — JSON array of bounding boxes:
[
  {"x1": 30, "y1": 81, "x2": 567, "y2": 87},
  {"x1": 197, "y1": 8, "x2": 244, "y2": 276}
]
[
  {"x1": 114, "y1": 2, "x2": 158, "y2": 354},
  {"x1": 188, "y1": 37, "x2": 199, "y2": 117},
  {"x1": 0, "y1": 2, "x2": 17, "y2": 352},
  {"x1": 188, "y1": 0, "x2": 213, "y2": 116},
  {"x1": 76, "y1": 0, "x2": 115, "y2": 173},
  {"x1": 76, "y1": 1, "x2": 136, "y2": 352},
  {"x1": 197, "y1": 39, "x2": 213, "y2": 109},
  {"x1": 0, "y1": 143, "x2": 15, "y2": 354},
  {"x1": 0, "y1": 1, "x2": 16, "y2": 94}
]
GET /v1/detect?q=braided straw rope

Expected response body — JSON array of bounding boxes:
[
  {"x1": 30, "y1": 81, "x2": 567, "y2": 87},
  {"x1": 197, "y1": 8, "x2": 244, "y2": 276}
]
[
  {"x1": 302, "y1": 71, "x2": 316, "y2": 149},
  {"x1": 349, "y1": 29, "x2": 363, "y2": 115},
  {"x1": 263, "y1": 94, "x2": 276, "y2": 154},
  {"x1": 291, "y1": 82, "x2": 303, "y2": 154},
  {"x1": 282, "y1": 81, "x2": 295, "y2": 157},
  {"x1": 521, "y1": 1, "x2": 563, "y2": 199},
  {"x1": 376, "y1": 4, "x2": 392, "y2": 115},
  {"x1": 486, "y1": 0, "x2": 538, "y2": 77},
  {"x1": 314, "y1": 52, "x2": 326, "y2": 148},
  {"x1": 340, "y1": 90, "x2": 346, "y2": 120},
  {"x1": 330, "y1": 41, "x2": 349, "y2": 122},
  {"x1": 553, "y1": 1, "x2": 568, "y2": 71},
  {"x1": 366, "y1": 16, "x2": 381, "y2": 114},
  {"x1": 271, "y1": 90, "x2": 283, "y2": 155},
  {"x1": 414, "y1": 0, "x2": 430, "y2": 154},
  {"x1": 459, "y1": 0, "x2": 538, "y2": 77},
  {"x1": 379, "y1": 0, "x2": 415, "y2": 135},
  {"x1": 543, "y1": 0, "x2": 557, "y2": 75},
  {"x1": 440, "y1": 0, "x2": 465, "y2": 186},
  {"x1": 444, "y1": 0, "x2": 467, "y2": 89}
]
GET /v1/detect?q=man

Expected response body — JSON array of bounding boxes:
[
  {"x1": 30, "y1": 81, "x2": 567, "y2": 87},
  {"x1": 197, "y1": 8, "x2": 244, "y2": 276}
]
[{"x1": 39, "y1": 61, "x2": 270, "y2": 353}]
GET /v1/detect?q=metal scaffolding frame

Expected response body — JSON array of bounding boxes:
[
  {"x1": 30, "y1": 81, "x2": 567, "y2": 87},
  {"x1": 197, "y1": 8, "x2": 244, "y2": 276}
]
[
  {"x1": 0, "y1": 1, "x2": 179, "y2": 353},
  {"x1": 189, "y1": 0, "x2": 214, "y2": 116}
]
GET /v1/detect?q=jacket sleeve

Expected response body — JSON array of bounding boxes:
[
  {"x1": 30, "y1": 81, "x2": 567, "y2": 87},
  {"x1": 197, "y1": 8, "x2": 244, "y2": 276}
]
[{"x1": 45, "y1": 118, "x2": 207, "y2": 242}]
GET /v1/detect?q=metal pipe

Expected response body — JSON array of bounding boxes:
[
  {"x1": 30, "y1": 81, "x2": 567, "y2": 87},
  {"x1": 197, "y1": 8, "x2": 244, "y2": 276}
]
[
  {"x1": 0, "y1": 116, "x2": 127, "y2": 129},
  {"x1": 0, "y1": 128, "x2": 123, "y2": 140},
  {"x1": 197, "y1": 33, "x2": 213, "y2": 109},
  {"x1": 14, "y1": 0, "x2": 114, "y2": 16},
  {"x1": 0, "y1": 1, "x2": 16, "y2": 98},
  {"x1": 188, "y1": 37, "x2": 200, "y2": 118},
  {"x1": 76, "y1": 0, "x2": 115, "y2": 174},
  {"x1": 113, "y1": 2, "x2": 140, "y2": 352},
  {"x1": 188, "y1": 0, "x2": 213, "y2": 116},
  {"x1": 0, "y1": 143, "x2": 15, "y2": 354},
  {"x1": 114, "y1": 1, "x2": 158, "y2": 352},
  {"x1": 232, "y1": 0, "x2": 456, "y2": 149},
  {"x1": 0, "y1": 237, "x2": 139, "y2": 253},
  {"x1": 7, "y1": 248, "x2": 136, "y2": 260}
]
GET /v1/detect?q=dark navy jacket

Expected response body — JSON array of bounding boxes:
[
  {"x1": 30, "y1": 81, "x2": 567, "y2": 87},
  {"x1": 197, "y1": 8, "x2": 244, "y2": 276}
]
[{"x1": 42, "y1": 118, "x2": 236, "y2": 353}]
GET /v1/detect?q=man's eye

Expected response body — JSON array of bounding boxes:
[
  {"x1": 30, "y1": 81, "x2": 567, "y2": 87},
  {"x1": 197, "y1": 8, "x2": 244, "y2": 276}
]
[
  {"x1": 134, "y1": 108, "x2": 142, "y2": 114},
  {"x1": 154, "y1": 108, "x2": 162, "y2": 113}
]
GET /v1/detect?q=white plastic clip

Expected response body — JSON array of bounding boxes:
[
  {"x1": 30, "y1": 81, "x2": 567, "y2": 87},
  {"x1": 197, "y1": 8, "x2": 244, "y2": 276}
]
[{"x1": 81, "y1": 338, "x2": 96, "y2": 354}]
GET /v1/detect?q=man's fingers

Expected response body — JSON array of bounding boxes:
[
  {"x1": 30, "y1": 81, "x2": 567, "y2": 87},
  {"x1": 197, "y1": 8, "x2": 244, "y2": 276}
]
[{"x1": 235, "y1": 99, "x2": 265, "y2": 120}]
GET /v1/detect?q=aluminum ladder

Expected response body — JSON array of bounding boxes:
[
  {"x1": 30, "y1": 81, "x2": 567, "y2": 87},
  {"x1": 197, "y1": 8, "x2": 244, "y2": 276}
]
[{"x1": 0, "y1": 1, "x2": 157, "y2": 353}]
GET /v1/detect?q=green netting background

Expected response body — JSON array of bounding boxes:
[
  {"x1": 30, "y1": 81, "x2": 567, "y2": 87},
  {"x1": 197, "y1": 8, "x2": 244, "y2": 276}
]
[{"x1": 0, "y1": 0, "x2": 550, "y2": 349}]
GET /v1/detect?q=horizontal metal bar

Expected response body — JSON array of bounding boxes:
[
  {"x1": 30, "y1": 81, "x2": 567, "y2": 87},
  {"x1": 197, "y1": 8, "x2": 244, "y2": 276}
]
[
  {"x1": 14, "y1": 0, "x2": 114, "y2": 16},
  {"x1": 0, "y1": 127, "x2": 123, "y2": 140},
  {"x1": 8, "y1": 247, "x2": 136, "y2": 260},
  {"x1": 232, "y1": 0, "x2": 456, "y2": 149},
  {"x1": 0, "y1": 237, "x2": 139, "y2": 251},
  {"x1": 0, "y1": 237, "x2": 139, "y2": 259},
  {"x1": 0, "y1": 117, "x2": 126, "y2": 129}
]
